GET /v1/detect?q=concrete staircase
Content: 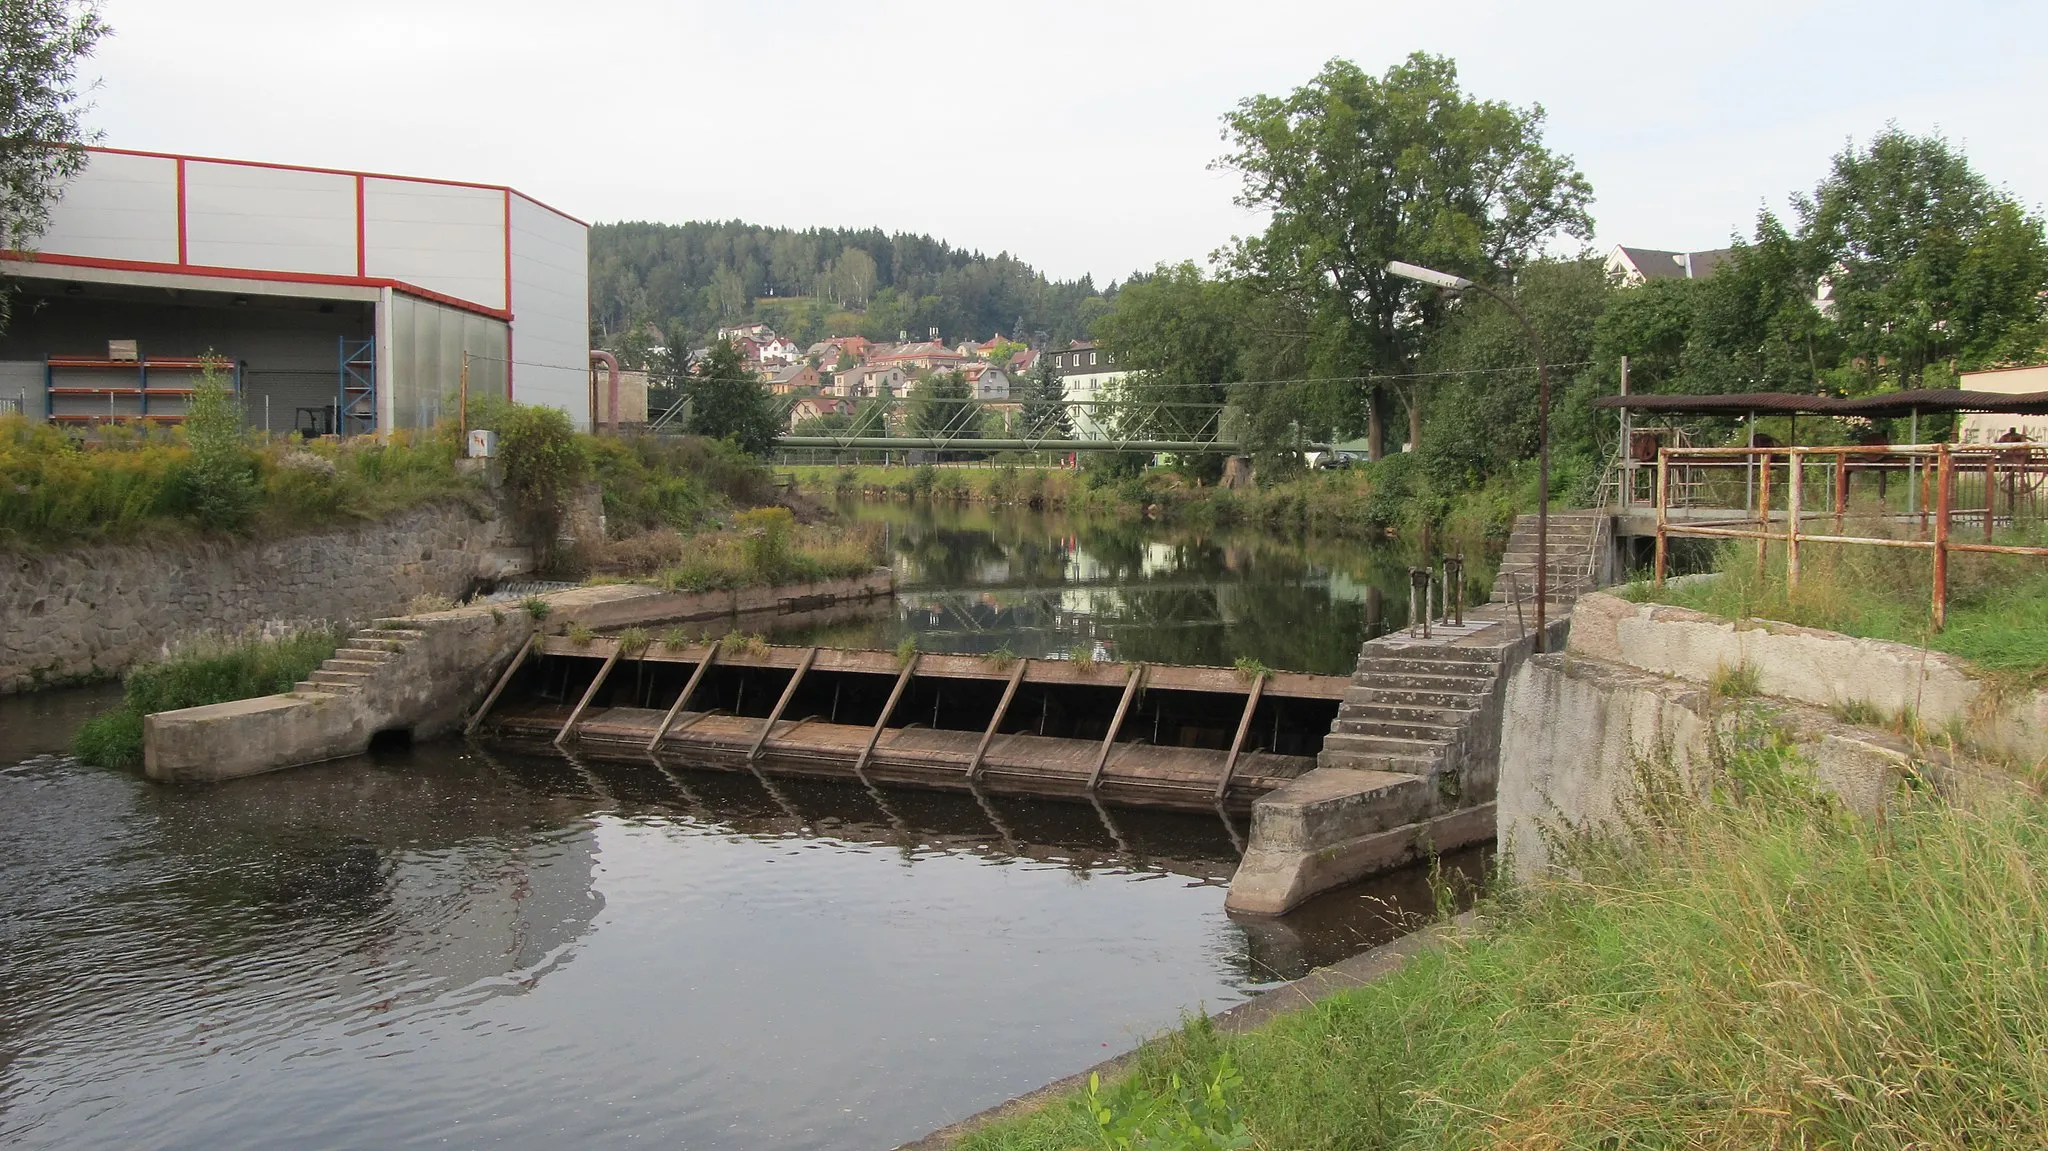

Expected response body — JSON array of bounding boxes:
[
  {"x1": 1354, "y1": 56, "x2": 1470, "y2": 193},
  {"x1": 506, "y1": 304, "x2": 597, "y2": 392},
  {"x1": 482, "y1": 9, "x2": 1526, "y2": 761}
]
[
  {"x1": 1319, "y1": 637, "x2": 1506, "y2": 793},
  {"x1": 1489, "y1": 511, "x2": 1612, "y2": 608},
  {"x1": 294, "y1": 624, "x2": 427, "y2": 696}
]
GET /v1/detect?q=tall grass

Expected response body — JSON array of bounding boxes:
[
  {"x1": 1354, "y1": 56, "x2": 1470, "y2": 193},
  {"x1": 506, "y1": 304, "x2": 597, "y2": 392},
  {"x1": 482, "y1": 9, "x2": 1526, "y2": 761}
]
[
  {"x1": 1633, "y1": 528, "x2": 2048, "y2": 680},
  {"x1": 962, "y1": 725, "x2": 2048, "y2": 1150},
  {"x1": 72, "y1": 624, "x2": 344, "y2": 768},
  {"x1": 640, "y1": 509, "x2": 879, "y2": 592}
]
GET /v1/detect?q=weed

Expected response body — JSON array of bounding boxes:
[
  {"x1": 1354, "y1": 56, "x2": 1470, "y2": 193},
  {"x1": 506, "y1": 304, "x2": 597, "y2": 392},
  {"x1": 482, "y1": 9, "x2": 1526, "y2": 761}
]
[
  {"x1": 521, "y1": 595, "x2": 552, "y2": 621},
  {"x1": 986, "y1": 645, "x2": 1017, "y2": 671},
  {"x1": 616, "y1": 626, "x2": 650, "y2": 653},
  {"x1": 408, "y1": 592, "x2": 456, "y2": 614},
  {"x1": 1830, "y1": 697, "x2": 1884, "y2": 726},
  {"x1": 489, "y1": 606, "x2": 506, "y2": 625},
  {"x1": 1707, "y1": 660, "x2": 1762, "y2": 700},
  {"x1": 375, "y1": 619, "x2": 404, "y2": 631},
  {"x1": 1233, "y1": 656, "x2": 1272, "y2": 682},
  {"x1": 565, "y1": 621, "x2": 595, "y2": 646},
  {"x1": 1069, "y1": 645, "x2": 1097, "y2": 672},
  {"x1": 660, "y1": 626, "x2": 689, "y2": 650},
  {"x1": 895, "y1": 635, "x2": 919, "y2": 666}
]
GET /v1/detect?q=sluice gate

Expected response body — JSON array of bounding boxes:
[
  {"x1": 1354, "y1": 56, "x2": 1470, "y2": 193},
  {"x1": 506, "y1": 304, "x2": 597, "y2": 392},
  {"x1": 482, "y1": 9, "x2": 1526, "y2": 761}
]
[{"x1": 479, "y1": 637, "x2": 1346, "y2": 814}]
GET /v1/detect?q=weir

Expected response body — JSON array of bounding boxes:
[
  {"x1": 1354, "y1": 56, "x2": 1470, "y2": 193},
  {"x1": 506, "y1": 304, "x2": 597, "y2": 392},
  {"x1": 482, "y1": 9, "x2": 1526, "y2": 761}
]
[{"x1": 480, "y1": 640, "x2": 1345, "y2": 815}]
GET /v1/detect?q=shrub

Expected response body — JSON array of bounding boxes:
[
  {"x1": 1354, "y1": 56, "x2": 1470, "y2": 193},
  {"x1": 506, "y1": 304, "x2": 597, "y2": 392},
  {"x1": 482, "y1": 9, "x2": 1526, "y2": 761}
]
[
  {"x1": 565, "y1": 621, "x2": 595, "y2": 646},
  {"x1": 490, "y1": 402, "x2": 588, "y2": 559},
  {"x1": 521, "y1": 595, "x2": 552, "y2": 621},
  {"x1": 177, "y1": 360, "x2": 261, "y2": 531}
]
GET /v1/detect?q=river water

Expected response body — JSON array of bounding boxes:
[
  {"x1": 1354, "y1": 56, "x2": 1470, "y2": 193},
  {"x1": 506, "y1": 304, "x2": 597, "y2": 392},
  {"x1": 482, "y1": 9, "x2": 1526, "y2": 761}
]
[{"x1": 0, "y1": 506, "x2": 1479, "y2": 1150}]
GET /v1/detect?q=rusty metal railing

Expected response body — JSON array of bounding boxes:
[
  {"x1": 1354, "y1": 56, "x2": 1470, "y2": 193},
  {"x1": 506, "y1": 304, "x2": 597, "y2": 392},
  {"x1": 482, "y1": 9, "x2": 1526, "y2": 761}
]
[{"x1": 1651, "y1": 443, "x2": 2048, "y2": 631}]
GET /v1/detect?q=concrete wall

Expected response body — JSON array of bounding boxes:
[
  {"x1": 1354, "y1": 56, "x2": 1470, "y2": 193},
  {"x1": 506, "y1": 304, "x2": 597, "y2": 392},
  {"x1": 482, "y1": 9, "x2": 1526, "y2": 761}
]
[
  {"x1": 1498, "y1": 653, "x2": 1924, "y2": 879},
  {"x1": 1570, "y1": 591, "x2": 2048, "y2": 762},
  {"x1": 0, "y1": 499, "x2": 529, "y2": 693}
]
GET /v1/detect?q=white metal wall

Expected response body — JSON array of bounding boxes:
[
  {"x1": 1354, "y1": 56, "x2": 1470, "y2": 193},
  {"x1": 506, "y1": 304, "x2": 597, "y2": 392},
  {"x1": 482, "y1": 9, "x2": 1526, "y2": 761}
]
[
  {"x1": 362, "y1": 178, "x2": 505, "y2": 309},
  {"x1": 184, "y1": 161, "x2": 355, "y2": 275},
  {"x1": 508, "y1": 192, "x2": 590, "y2": 427},
  {"x1": 33, "y1": 151, "x2": 178, "y2": 264}
]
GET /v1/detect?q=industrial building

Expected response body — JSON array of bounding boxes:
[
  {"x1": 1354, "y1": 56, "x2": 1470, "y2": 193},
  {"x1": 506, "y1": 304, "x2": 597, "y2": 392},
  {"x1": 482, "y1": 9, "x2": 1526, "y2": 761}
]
[{"x1": 0, "y1": 146, "x2": 590, "y2": 433}]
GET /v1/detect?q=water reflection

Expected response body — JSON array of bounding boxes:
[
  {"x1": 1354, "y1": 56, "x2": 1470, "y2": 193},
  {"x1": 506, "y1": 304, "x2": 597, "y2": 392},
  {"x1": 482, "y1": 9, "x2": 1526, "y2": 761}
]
[
  {"x1": 774, "y1": 501, "x2": 1428, "y2": 674},
  {"x1": 0, "y1": 692, "x2": 1474, "y2": 1151}
]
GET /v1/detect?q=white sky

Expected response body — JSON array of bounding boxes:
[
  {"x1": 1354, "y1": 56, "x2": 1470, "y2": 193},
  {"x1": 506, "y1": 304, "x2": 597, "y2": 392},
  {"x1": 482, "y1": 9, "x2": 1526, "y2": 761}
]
[{"x1": 84, "y1": 0, "x2": 2047, "y2": 286}]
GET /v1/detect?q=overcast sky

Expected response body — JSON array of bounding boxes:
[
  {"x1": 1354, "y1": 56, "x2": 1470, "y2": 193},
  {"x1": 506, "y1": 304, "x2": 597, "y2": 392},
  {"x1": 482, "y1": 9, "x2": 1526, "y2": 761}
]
[{"x1": 83, "y1": 0, "x2": 2047, "y2": 285}]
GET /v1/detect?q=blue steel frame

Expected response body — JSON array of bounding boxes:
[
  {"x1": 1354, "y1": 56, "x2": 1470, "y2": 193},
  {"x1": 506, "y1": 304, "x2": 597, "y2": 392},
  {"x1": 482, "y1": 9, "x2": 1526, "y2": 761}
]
[{"x1": 338, "y1": 336, "x2": 376, "y2": 436}]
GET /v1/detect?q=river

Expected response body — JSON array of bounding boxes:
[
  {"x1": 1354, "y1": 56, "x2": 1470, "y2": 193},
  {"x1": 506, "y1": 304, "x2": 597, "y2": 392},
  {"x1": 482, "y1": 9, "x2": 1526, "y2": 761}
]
[{"x1": 0, "y1": 506, "x2": 1480, "y2": 1150}]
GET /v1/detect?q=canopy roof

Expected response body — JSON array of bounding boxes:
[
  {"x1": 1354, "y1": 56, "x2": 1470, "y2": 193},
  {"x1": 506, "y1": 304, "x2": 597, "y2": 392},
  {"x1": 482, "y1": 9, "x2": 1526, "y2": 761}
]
[{"x1": 1592, "y1": 389, "x2": 2048, "y2": 418}]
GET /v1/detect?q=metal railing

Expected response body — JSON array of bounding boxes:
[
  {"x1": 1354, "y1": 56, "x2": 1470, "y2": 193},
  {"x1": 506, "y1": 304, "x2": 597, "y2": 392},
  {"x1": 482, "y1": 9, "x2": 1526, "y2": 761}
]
[{"x1": 1650, "y1": 442, "x2": 2048, "y2": 630}]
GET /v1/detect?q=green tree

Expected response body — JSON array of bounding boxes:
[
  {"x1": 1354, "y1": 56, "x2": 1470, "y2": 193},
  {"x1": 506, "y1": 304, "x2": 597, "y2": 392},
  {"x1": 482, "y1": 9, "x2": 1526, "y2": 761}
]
[
  {"x1": 685, "y1": 339, "x2": 780, "y2": 454},
  {"x1": 1797, "y1": 127, "x2": 2048, "y2": 385},
  {"x1": 0, "y1": 0, "x2": 108, "y2": 330},
  {"x1": 710, "y1": 264, "x2": 747, "y2": 318},
  {"x1": 1094, "y1": 262, "x2": 1242, "y2": 449},
  {"x1": 1019, "y1": 354, "x2": 1071, "y2": 440},
  {"x1": 906, "y1": 370, "x2": 978, "y2": 438},
  {"x1": 180, "y1": 359, "x2": 259, "y2": 530},
  {"x1": 1218, "y1": 53, "x2": 1593, "y2": 457}
]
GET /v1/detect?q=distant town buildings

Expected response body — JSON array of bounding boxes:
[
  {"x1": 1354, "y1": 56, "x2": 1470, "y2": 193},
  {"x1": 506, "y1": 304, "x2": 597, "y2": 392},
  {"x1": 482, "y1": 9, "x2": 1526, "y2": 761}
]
[{"x1": 1604, "y1": 245, "x2": 1733, "y2": 286}]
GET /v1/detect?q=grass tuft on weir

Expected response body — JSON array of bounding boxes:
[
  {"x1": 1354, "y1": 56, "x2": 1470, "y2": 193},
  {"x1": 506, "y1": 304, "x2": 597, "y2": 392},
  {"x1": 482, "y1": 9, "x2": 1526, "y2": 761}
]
[{"x1": 959, "y1": 720, "x2": 2048, "y2": 1150}]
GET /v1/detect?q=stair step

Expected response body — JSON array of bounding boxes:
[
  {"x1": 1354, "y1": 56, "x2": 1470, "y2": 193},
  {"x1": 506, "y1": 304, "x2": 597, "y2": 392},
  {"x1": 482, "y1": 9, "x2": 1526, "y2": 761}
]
[
  {"x1": 1331, "y1": 717, "x2": 1462, "y2": 741},
  {"x1": 293, "y1": 680, "x2": 350, "y2": 695},
  {"x1": 363, "y1": 626, "x2": 427, "y2": 639},
  {"x1": 1321, "y1": 732, "x2": 1446, "y2": 758},
  {"x1": 1353, "y1": 670, "x2": 1494, "y2": 691},
  {"x1": 1318, "y1": 747, "x2": 1439, "y2": 775},
  {"x1": 1360, "y1": 656, "x2": 1502, "y2": 678},
  {"x1": 321, "y1": 657, "x2": 391, "y2": 673},
  {"x1": 1365, "y1": 702, "x2": 1479, "y2": 726},
  {"x1": 308, "y1": 669, "x2": 373, "y2": 688},
  {"x1": 1351, "y1": 686, "x2": 1488, "y2": 709}
]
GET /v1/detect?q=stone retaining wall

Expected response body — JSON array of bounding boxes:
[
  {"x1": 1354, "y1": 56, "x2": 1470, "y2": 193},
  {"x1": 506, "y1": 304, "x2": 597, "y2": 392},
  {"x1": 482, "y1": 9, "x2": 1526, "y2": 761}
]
[{"x1": 1, "y1": 499, "x2": 530, "y2": 693}]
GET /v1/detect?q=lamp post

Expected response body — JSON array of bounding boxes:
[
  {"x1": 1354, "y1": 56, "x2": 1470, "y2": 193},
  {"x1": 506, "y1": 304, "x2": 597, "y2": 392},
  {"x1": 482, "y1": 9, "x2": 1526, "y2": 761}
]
[{"x1": 1386, "y1": 261, "x2": 1552, "y2": 651}]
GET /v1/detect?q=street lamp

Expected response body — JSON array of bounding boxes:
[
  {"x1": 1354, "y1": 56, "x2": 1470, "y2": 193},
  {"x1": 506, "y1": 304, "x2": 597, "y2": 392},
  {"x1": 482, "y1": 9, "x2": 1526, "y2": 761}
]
[{"x1": 1386, "y1": 261, "x2": 1553, "y2": 652}]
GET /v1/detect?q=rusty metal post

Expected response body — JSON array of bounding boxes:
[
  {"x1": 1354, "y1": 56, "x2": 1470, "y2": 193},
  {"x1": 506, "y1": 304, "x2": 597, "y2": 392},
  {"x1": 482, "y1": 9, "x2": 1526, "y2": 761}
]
[
  {"x1": 1834, "y1": 451, "x2": 1849, "y2": 531},
  {"x1": 1755, "y1": 450, "x2": 1773, "y2": 579},
  {"x1": 1934, "y1": 443, "x2": 1952, "y2": 632},
  {"x1": 1654, "y1": 448, "x2": 1670, "y2": 587},
  {"x1": 1920, "y1": 453, "x2": 1933, "y2": 538},
  {"x1": 1985, "y1": 451, "x2": 1997, "y2": 542},
  {"x1": 1786, "y1": 449, "x2": 1803, "y2": 593}
]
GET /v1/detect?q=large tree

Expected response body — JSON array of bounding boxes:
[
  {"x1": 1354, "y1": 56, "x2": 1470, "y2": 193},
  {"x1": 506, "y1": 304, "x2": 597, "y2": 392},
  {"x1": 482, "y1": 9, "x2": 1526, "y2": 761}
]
[
  {"x1": 905, "y1": 370, "x2": 978, "y2": 439},
  {"x1": 1093, "y1": 262, "x2": 1242, "y2": 449},
  {"x1": 1218, "y1": 53, "x2": 1593, "y2": 457},
  {"x1": 0, "y1": 0, "x2": 107, "y2": 328},
  {"x1": 684, "y1": 339, "x2": 780, "y2": 454},
  {"x1": 1797, "y1": 127, "x2": 2048, "y2": 386},
  {"x1": 1018, "y1": 354, "x2": 1071, "y2": 441}
]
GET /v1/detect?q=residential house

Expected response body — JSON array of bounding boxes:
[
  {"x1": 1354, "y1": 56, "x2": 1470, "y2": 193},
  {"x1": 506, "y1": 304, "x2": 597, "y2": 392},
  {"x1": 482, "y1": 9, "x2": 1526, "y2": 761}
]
[
  {"x1": 836, "y1": 362, "x2": 908, "y2": 399},
  {"x1": 758, "y1": 336, "x2": 802, "y2": 366},
  {"x1": 787, "y1": 394, "x2": 851, "y2": 431},
  {"x1": 875, "y1": 340, "x2": 967, "y2": 373},
  {"x1": 767, "y1": 363, "x2": 820, "y2": 395},
  {"x1": 716, "y1": 322, "x2": 775, "y2": 343},
  {"x1": 1051, "y1": 340, "x2": 1124, "y2": 439},
  {"x1": 963, "y1": 363, "x2": 1010, "y2": 401},
  {"x1": 1603, "y1": 245, "x2": 1732, "y2": 286}
]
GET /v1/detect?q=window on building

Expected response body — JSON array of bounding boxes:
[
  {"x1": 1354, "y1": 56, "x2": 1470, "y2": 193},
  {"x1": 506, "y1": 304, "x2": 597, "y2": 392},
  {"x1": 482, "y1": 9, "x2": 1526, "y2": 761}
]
[{"x1": 1089, "y1": 352, "x2": 1097, "y2": 365}]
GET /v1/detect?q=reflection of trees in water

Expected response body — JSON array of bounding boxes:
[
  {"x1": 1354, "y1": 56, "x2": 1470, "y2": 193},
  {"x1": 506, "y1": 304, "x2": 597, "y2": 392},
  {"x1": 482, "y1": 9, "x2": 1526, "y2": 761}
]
[{"x1": 792, "y1": 500, "x2": 1459, "y2": 671}]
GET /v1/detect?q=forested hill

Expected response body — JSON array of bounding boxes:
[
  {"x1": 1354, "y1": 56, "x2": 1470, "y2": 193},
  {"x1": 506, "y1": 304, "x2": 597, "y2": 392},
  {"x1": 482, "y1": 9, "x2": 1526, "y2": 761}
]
[{"x1": 589, "y1": 220, "x2": 1114, "y2": 357}]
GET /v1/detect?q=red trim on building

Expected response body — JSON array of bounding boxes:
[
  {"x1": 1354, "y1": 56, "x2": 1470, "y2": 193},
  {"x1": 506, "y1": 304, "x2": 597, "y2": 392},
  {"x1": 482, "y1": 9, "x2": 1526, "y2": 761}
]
[
  {"x1": 0, "y1": 250, "x2": 514, "y2": 322},
  {"x1": 174, "y1": 157, "x2": 187, "y2": 264},
  {"x1": 354, "y1": 174, "x2": 366, "y2": 277},
  {"x1": 84, "y1": 144, "x2": 589, "y2": 227}
]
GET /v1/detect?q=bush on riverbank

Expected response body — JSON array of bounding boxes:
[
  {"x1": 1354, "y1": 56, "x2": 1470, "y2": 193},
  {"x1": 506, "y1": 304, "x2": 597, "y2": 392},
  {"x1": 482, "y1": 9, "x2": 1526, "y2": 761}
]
[
  {"x1": 71, "y1": 625, "x2": 344, "y2": 768},
  {"x1": 962, "y1": 722, "x2": 2048, "y2": 1150},
  {"x1": 587, "y1": 506, "x2": 879, "y2": 593},
  {"x1": 1627, "y1": 532, "x2": 2048, "y2": 682}
]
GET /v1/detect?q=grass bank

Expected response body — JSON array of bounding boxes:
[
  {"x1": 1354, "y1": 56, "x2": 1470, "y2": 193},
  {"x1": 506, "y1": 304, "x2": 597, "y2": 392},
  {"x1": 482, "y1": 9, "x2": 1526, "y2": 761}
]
[
  {"x1": 1627, "y1": 530, "x2": 2048, "y2": 683},
  {"x1": 72, "y1": 625, "x2": 343, "y2": 768},
  {"x1": 960, "y1": 721, "x2": 2047, "y2": 1150},
  {"x1": 787, "y1": 453, "x2": 1538, "y2": 555},
  {"x1": 590, "y1": 506, "x2": 879, "y2": 593}
]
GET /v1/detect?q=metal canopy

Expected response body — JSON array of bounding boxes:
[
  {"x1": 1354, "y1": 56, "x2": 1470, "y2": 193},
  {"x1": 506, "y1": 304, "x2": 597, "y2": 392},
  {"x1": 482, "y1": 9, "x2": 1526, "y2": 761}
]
[{"x1": 1592, "y1": 389, "x2": 2048, "y2": 418}]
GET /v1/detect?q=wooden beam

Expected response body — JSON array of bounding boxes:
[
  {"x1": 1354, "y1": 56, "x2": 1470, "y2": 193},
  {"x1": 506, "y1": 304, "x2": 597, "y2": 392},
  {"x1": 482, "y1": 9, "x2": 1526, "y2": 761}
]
[
  {"x1": 1087, "y1": 663, "x2": 1145, "y2": 793},
  {"x1": 554, "y1": 645, "x2": 622, "y2": 748},
  {"x1": 853, "y1": 654, "x2": 918, "y2": 781},
  {"x1": 645, "y1": 646, "x2": 717, "y2": 752},
  {"x1": 748, "y1": 646, "x2": 818, "y2": 762},
  {"x1": 967, "y1": 659, "x2": 1029, "y2": 781},
  {"x1": 465, "y1": 634, "x2": 536, "y2": 736},
  {"x1": 1213, "y1": 671, "x2": 1267, "y2": 801}
]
